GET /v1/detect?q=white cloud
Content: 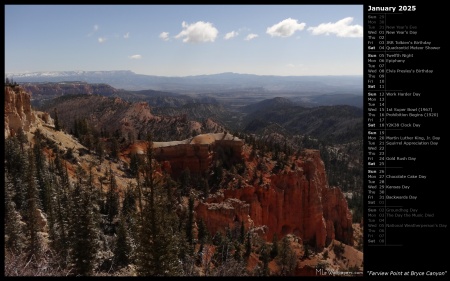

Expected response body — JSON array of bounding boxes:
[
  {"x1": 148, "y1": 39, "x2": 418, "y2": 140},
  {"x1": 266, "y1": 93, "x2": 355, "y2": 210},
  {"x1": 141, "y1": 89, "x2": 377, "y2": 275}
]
[
  {"x1": 266, "y1": 18, "x2": 306, "y2": 37},
  {"x1": 124, "y1": 32, "x2": 130, "y2": 39},
  {"x1": 175, "y1": 21, "x2": 218, "y2": 43},
  {"x1": 307, "y1": 17, "x2": 363, "y2": 38},
  {"x1": 287, "y1": 63, "x2": 295, "y2": 68},
  {"x1": 224, "y1": 31, "x2": 238, "y2": 40},
  {"x1": 244, "y1": 33, "x2": 258, "y2": 41},
  {"x1": 129, "y1": 54, "x2": 142, "y2": 59},
  {"x1": 159, "y1": 32, "x2": 170, "y2": 41},
  {"x1": 88, "y1": 24, "x2": 99, "y2": 37},
  {"x1": 98, "y1": 37, "x2": 107, "y2": 43}
]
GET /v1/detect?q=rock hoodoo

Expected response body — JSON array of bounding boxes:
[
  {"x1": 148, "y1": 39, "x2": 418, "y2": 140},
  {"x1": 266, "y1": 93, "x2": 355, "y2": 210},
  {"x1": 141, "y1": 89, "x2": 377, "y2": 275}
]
[
  {"x1": 195, "y1": 149, "x2": 353, "y2": 249},
  {"x1": 4, "y1": 85, "x2": 54, "y2": 139},
  {"x1": 134, "y1": 136, "x2": 354, "y2": 249},
  {"x1": 4, "y1": 85, "x2": 36, "y2": 138}
]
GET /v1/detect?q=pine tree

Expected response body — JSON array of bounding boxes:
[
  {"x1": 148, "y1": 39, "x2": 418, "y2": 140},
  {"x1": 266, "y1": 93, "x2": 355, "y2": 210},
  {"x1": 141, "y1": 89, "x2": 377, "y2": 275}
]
[
  {"x1": 304, "y1": 243, "x2": 311, "y2": 259},
  {"x1": 270, "y1": 233, "x2": 279, "y2": 260},
  {"x1": 5, "y1": 136, "x2": 28, "y2": 211},
  {"x1": 24, "y1": 150, "x2": 45, "y2": 260},
  {"x1": 122, "y1": 183, "x2": 137, "y2": 221},
  {"x1": 212, "y1": 231, "x2": 223, "y2": 246},
  {"x1": 259, "y1": 243, "x2": 270, "y2": 276},
  {"x1": 186, "y1": 195, "x2": 195, "y2": 245},
  {"x1": 199, "y1": 177, "x2": 209, "y2": 198},
  {"x1": 214, "y1": 232, "x2": 231, "y2": 265},
  {"x1": 226, "y1": 227, "x2": 233, "y2": 242},
  {"x1": 165, "y1": 177, "x2": 177, "y2": 213},
  {"x1": 47, "y1": 157, "x2": 71, "y2": 265},
  {"x1": 180, "y1": 167, "x2": 191, "y2": 196},
  {"x1": 129, "y1": 152, "x2": 140, "y2": 178},
  {"x1": 239, "y1": 221, "x2": 245, "y2": 244},
  {"x1": 135, "y1": 135, "x2": 182, "y2": 276},
  {"x1": 244, "y1": 232, "x2": 252, "y2": 258},
  {"x1": 106, "y1": 169, "x2": 120, "y2": 226},
  {"x1": 233, "y1": 241, "x2": 242, "y2": 262},
  {"x1": 177, "y1": 229, "x2": 194, "y2": 274},
  {"x1": 68, "y1": 182, "x2": 99, "y2": 276},
  {"x1": 110, "y1": 137, "x2": 120, "y2": 160},
  {"x1": 237, "y1": 178, "x2": 243, "y2": 189},
  {"x1": 73, "y1": 118, "x2": 79, "y2": 138},
  {"x1": 17, "y1": 127, "x2": 28, "y2": 152},
  {"x1": 95, "y1": 137, "x2": 105, "y2": 162},
  {"x1": 197, "y1": 218, "x2": 209, "y2": 244},
  {"x1": 196, "y1": 242, "x2": 204, "y2": 266},
  {"x1": 54, "y1": 108, "x2": 61, "y2": 131},
  {"x1": 4, "y1": 174, "x2": 27, "y2": 254},
  {"x1": 277, "y1": 236, "x2": 297, "y2": 276},
  {"x1": 212, "y1": 164, "x2": 224, "y2": 187},
  {"x1": 33, "y1": 130, "x2": 52, "y2": 214},
  {"x1": 114, "y1": 214, "x2": 132, "y2": 268}
]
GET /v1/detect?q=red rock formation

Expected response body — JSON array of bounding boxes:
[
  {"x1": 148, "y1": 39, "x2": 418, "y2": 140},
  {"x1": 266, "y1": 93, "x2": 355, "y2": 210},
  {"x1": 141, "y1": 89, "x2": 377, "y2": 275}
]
[
  {"x1": 152, "y1": 133, "x2": 244, "y2": 177},
  {"x1": 126, "y1": 132, "x2": 352, "y2": 250},
  {"x1": 322, "y1": 186, "x2": 354, "y2": 245},
  {"x1": 195, "y1": 149, "x2": 353, "y2": 249},
  {"x1": 154, "y1": 143, "x2": 212, "y2": 177}
]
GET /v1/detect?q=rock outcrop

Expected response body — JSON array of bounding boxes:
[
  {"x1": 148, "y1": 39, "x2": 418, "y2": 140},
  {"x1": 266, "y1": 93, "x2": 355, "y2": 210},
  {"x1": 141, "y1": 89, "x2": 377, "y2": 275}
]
[
  {"x1": 195, "y1": 149, "x2": 353, "y2": 249},
  {"x1": 4, "y1": 85, "x2": 54, "y2": 139},
  {"x1": 4, "y1": 86, "x2": 36, "y2": 138},
  {"x1": 150, "y1": 133, "x2": 244, "y2": 177}
]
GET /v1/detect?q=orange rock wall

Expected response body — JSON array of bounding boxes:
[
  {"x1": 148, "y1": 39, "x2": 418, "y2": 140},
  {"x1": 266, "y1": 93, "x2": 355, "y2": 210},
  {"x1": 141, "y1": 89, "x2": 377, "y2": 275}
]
[
  {"x1": 195, "y1": 149, "x2": 353, "y2": 249},
  {"x1": 153, "y1": 139, "x2": 243, "y2": 177},
  {"x1": 154, "y1": 143, "x2": 212, "y2": 177}
]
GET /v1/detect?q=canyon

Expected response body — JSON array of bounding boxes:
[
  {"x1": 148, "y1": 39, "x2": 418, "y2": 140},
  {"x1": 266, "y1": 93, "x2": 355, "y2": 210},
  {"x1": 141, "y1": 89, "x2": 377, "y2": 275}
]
[
  {"x1": 124, "y1": 131, "x2": 353, "y2": 249},
  {"x1": 4, "y1": 84, "x2": 360, "y2": 275},
  {"x1": 195, "y1": 149, "x2": 353, "y2": 249}
]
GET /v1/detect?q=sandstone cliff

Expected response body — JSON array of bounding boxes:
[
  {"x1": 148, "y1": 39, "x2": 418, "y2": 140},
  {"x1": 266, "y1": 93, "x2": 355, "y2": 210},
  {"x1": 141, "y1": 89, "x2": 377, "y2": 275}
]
[
  {"x1": 195, "y1": 149, "x2": 353, "y2": 249},
  {"x1": 4, "y1": 85, "x2": 54, "y2": 139},
  {"x1": 5, "y1": 85, "x2": 35, "y2": 138},
  {"x1": 137, "y1": 136, "x2": 353, "y2": 249},
  {"x1": 128, "y1": 133, "x2": 244, "y2": 177},
  {"x1": 4, "y1": 86, "x2": 36, "y2": 138}
]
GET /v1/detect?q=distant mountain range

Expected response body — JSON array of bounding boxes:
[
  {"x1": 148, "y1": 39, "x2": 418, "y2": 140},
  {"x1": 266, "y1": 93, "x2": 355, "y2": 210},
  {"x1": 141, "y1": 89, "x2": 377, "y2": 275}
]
[{"x1": 6, "y1": 70, "x2": 363, "y2": 96}]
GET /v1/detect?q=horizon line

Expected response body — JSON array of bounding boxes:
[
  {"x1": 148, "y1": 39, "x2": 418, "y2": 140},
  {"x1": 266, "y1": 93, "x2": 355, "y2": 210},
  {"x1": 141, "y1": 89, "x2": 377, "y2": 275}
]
[{"x1": 5, "y1": 70, "x2": 363, "y2": 78}]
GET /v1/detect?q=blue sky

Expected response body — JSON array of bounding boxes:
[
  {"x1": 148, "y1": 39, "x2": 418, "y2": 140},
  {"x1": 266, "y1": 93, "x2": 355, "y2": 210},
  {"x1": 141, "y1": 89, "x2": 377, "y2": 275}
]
[{"x1": 5, "y1": 5, "x2": 363, "y2": 77}]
